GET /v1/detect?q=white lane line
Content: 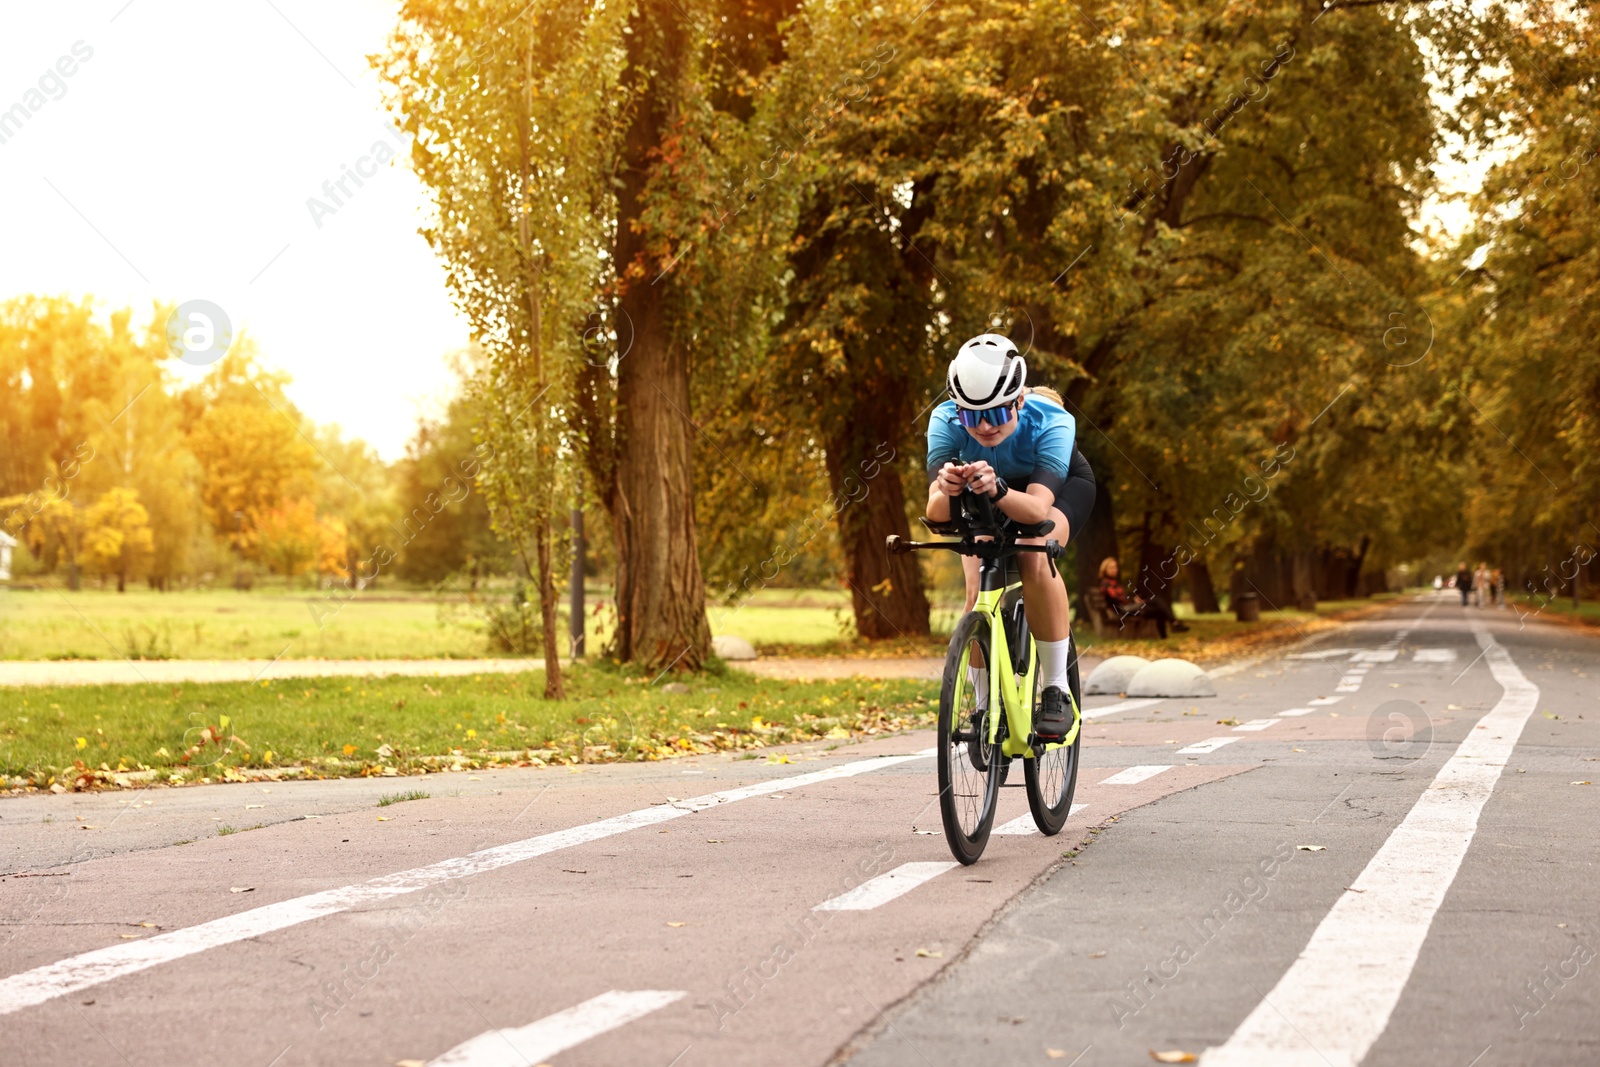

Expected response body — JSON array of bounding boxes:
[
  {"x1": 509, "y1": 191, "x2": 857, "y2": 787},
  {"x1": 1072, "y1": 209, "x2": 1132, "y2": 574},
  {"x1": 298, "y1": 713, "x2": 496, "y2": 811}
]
[
  {"x1": 1413, "y1": 648, "x2": 1457, "y2": 662},
  {"x1": 1232, "y1": 718, "x2": 1279, "y2": 733},
  {"x1": 1083, "y1": 698, "x2": 1164, "y2": 719},
  {"x1": 1276, "y1": 708, "x2": 1314, "y2": 718},
  {"x1": 0, "y1": 750, "x2": 933, "y2": 1016},
  {"x1": 429, "y1": 990, "x2": 684, "y2": 1067},
  {"x1": 1351, "y1": 650, "x2": 1398, "y2": 662},
  {"x1": 813, "y1": 861, "x2": 958, "y2": 911},
  {"x1": 1201, "y1": 619, "x2": 1539, "y2": 1067},
  {"x1": 1098, "y1": 765, "x2": 1171, "y2": 785},
  {"x1": 1284, "y1": 648, "x2": 1356, "y2": 660},
  {"x1": 992, "y1": 804, "x2": 1087, "y2": 835},
  {"x1": 1177, "y1": 737, "x2": 1239, "y2": 756},
  {"x1": 1307, "y1": 696, "x2": 1343, "y2": 706}
]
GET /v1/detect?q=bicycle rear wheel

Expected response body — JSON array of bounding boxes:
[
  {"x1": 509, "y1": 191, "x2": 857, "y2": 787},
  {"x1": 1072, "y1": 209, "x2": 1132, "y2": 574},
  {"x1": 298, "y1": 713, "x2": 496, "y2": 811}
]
[
  {"x1": 938, "y1": 611, "x2": 1002, "y2": 865},
  {"x1": 1025, "y1": 636, "x2": 1083, "y2": 835}
]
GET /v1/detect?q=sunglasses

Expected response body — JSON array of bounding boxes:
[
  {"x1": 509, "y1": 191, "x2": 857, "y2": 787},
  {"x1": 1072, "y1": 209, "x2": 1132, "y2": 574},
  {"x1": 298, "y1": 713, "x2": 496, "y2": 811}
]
[{"x1": 956, "y1": 403, "x2": 1017, "y2": 429}]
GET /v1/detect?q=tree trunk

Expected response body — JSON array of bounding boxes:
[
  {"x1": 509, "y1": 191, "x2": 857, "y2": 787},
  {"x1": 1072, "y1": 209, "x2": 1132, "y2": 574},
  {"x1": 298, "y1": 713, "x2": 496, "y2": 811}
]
[
  {"x1": 535, "y1": 515, "x2": 563, "y2": 698},
  {"x1": 824, "y1": 425, "x2": 928, "y2": 639},
  {"x1": 596, "y1": 0, "x2": 711, "y2": 673},
  {"x1": 1187, "y1": 558, "x2": 1221, "y2": 613}
]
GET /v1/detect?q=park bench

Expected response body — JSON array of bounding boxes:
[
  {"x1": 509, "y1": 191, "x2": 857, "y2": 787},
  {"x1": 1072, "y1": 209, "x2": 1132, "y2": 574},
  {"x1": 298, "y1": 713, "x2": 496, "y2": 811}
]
[{"x1": 1082, "y1": 587, "x2": 1164, "y2": 639}]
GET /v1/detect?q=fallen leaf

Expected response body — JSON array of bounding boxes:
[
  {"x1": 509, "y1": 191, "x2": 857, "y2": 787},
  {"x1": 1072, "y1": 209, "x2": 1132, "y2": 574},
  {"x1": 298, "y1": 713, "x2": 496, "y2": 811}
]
[
  {"x1": 79, "y1": 825, "x2": 99, "y2": 830},
  {"x1": 1046, "y1": 1052, "x2": 1067, "y2": 1060},
  {"x1": 1216, "y1": 718, "x2": 1239, "y2": 726},
  {"x1": 1447, "y1": 704, "x2": 1462, "y2": 710},
  {"x1": 915, "y1": 948, "x2": 942, "y2": 958},
  {"x1": 396, "y1": 1061, "x2": 427, "y2": 1067},
  {"x1": 138, "y1": 922, "x2": 156, "y2": 928},
  {"x1": 766, "y1": 755, "x2": 792, "y2": 764},
  {"x1": 666, "y1": 921, "x2": 686, "y2": 928},
  {"x1": 705, "y1": 839, "x2": 724, "y2": 844},
  {"x1": 1571, "y1": 781, "x2": 1591, "y2": 786},
  {"x1": 342, "y1": 744, "x2": 357, "y2": 756},
  {"x1": 1087, "y1": 951, "x2": 1107, "y2": 959},
  {"x1": 75, "y1": 737, "x2": 88, "y2": 750},
  {"x1": 913, "y1": 829, "x2": 936, "y2": 835},
  {"x1": 377, "y1": 816, "x2": 390, "y2": 821},
  {"x1": 119, "y1": 933, "x2": 139, "y2": 939},
  {"x1": 1345, "y1": 887, "x2": 1365, "y2": 893},
  {"x1": 245, "y1": 804, "x2": 264, "y2": 810},
  {"x1": 561, "y1": 869, "x2": 587, "y2": 874},
  {"x1": 1328, "y1": 712, "x2": 1340, "y2": 717},
  {"x1": 1297, "y1": 845, "x2": 1326, "y2": 852},
  {"x1": 1150, "y1": 1053, "x2": 1198, "y2": 1064},
  {"x1": 229, "y1": 887, "x2": 255, "y2": 893},
  {"x1": 1292, "y1": 748, "x2": 1305, "y2": 753}
]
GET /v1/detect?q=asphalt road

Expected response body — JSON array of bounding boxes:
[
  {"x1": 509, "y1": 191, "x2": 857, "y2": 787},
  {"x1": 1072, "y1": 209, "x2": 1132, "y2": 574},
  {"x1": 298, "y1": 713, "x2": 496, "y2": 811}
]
[{"x1": 3, "y1": 594, "x2": 1596, "y2": 1067}]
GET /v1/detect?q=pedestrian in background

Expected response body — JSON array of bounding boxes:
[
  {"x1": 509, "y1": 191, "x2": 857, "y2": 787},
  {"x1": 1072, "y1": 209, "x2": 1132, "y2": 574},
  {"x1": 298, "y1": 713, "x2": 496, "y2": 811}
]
[
  {"x1": 1474, "y1": 562, "x2": 1492, "y2": 607},
  {"x1": 1493, "y1": 567, "x2": 1506, "y2": 607},
  {"x1": 1455, "y1": 562, "x2": 1472, "y2": 607}
]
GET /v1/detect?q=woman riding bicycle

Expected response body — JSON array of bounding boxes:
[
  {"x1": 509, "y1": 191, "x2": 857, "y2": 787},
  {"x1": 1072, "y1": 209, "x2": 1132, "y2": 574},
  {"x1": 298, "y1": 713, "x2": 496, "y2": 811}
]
[{"x1": 926, "y1": 334, "x2": 1095, "y2": 741}]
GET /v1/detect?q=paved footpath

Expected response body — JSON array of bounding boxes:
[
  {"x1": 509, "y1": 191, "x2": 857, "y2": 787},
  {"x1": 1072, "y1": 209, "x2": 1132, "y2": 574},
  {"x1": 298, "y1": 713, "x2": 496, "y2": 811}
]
[{"x1": 2, "y1": 594, "x2": 1596, "y2": 1066}]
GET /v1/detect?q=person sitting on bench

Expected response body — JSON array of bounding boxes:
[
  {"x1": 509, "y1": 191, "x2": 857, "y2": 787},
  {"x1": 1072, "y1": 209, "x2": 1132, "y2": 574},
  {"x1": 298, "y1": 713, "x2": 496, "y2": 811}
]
[{"x1": 1097, "y1": 557, "x2": 1188, "y2": 638}]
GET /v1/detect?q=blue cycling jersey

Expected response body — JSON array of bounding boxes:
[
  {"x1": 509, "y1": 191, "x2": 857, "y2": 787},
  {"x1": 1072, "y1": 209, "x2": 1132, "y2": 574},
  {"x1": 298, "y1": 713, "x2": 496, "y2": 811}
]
[{"x1": 926, "y1": 394, "x2": 1077, "y2": 489}]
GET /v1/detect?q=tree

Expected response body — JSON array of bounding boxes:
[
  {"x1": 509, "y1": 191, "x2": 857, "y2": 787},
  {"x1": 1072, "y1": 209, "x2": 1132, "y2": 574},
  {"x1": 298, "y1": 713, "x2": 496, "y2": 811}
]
[
  {"x1": 82, "y1": 487, "x2": 154, "y2": 592},
  {"x1": 183, "y1": 347, "x2": 319, "y2": 559},
  {"x1": 254, "y1": 498, "x2": 323, "y2": 581}
]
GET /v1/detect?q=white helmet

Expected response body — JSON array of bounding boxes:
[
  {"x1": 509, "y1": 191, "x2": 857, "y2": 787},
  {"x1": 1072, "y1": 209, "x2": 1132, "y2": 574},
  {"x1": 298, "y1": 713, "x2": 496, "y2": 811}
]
[{"x1": 947, "y1": 334, "x2": 1026, "y2": 410}]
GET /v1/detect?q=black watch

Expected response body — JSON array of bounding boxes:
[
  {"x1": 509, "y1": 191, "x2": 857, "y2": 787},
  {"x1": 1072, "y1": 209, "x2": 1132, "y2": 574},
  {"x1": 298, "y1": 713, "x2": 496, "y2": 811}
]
[{"x1": 990, "y1": 476, "x2": 1009, "y2": 502}]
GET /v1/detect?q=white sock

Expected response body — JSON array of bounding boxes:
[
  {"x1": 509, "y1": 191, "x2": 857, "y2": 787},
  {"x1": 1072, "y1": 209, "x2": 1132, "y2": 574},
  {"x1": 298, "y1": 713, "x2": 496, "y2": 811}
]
[
  {"x1": 1036, "y1": 638, "x2": 1071, "y2": 692},
  {"x1": 967, "y1": 665, "x2": 989, "y2": 708}
]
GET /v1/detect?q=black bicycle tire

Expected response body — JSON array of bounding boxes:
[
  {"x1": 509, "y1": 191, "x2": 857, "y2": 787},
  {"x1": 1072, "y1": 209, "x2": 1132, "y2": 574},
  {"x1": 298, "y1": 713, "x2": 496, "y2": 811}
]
[{"x1": 938, "y1": 611, "x2": 1002, "y2": 865}]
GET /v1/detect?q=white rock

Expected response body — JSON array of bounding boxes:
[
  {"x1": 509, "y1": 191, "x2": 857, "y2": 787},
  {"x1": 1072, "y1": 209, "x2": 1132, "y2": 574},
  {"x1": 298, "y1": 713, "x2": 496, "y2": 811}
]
[
  {"x1": 1126, "y1": 658, "x2": 1216, "y2": 698},
  {"x1": 1084, "y1": 655, "x2": 1152, "y2": 695},
  {"x1": 712, "y1": 634, "x2": 758, "y2": 661}
]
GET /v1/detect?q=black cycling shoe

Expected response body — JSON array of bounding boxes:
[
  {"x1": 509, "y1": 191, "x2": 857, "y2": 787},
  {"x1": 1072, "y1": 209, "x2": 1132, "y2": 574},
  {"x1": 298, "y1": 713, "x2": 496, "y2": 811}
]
[{"x1": 1033, "y1": 685, "x2": 1074, "y2": 740}]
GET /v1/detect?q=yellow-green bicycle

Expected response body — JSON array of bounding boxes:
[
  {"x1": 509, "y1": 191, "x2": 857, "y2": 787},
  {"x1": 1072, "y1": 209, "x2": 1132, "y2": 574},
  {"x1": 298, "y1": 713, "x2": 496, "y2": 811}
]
[{"x1": 887, "y1": 491, "x2": 1082, "y2": 864}]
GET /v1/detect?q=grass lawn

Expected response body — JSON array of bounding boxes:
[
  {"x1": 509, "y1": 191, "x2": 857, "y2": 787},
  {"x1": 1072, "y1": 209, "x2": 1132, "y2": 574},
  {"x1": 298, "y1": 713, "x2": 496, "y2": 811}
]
[
  {"x1": 0, "y1": 665, "x2": 937, "y2": 791},
  {"x1": 0, "y1": 584, "x2": 944, "y2": 660}
]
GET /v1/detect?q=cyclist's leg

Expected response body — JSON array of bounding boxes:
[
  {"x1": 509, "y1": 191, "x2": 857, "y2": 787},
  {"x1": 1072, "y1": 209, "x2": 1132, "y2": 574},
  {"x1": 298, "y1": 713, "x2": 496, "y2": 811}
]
[
  {"x1": 1016, "y1": 506, "x2": 1074, "y2": 735},
  {"x1": 960, "y1": 543, "x2": 993, "y2": 707}
]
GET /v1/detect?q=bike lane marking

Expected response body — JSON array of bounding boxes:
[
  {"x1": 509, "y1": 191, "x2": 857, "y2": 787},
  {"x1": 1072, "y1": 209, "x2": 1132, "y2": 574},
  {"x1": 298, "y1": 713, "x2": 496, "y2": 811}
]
[
  {"x1": 992, "y1": 804, "x2": 1088, "y2": 835},
  {"x1": 427, "y1": 989, "x2": 685, "y2": 1067},
  {"x1": 813, "y1": 861, "x2": 960, "y2": 911},
  {"x1": 1177, "y1": 737, "x2": 1240, "y2": 755},
  {"x1": 1083, "y1": 698, "x2": 1165, "y2": 719},
  {"x1": 1201, "y1": 618, "x2": 1539, "y2": 1067},
  {"x1": 1098, "y1": 765, "x2": 1172, "y2": 785},
  {"x1": 0, "y1": 750, "x2": 935, "y2": 1017}
]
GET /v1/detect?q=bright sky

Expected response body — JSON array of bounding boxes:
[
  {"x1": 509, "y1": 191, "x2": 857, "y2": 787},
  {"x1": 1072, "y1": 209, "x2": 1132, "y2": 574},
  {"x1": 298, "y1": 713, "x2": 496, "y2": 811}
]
[{"x1": 0, "y1": 0, "x2": 469, "y2": 461}]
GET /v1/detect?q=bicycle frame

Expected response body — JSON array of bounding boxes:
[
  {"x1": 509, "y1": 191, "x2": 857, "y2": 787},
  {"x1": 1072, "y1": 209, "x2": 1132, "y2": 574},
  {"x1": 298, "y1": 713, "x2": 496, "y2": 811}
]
[{"x1": 961, "y1": 555, "x2": 1080, "y2": 760}]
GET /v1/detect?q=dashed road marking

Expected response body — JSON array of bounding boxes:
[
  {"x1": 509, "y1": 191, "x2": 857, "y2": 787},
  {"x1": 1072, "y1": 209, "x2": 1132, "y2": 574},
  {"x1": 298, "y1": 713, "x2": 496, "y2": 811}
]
[
  {"x1": 428, "y1": 990, "x2": 685, "y2": 1066},
  {"x1": 1413, "y1": 648, "x2": 1457, "y2": 662},
  {"x1": 1351, "y1": 650, "x2": 1399, "y2": 662},
  {"x1": 1083, "y1": 698, "x2": 1165, "y2": 719},
  {"x1": 1177, "y1": 737, "x2": 1240, "y2": 755},
  {"x1": 1276, "y1": 708, "x2": 1314, "y2": 718},
  {"x1": 0, "y1": 750, "x2": 935, "y2": 1016},
  {"x1": 813, "y1": 861, "x2": 959, "y2": 911},
  {"x1": 1098, "y1": 765, "x2": 1172, "y2": 785},
  {"x1": 1232, "y1": 719, "x2": 1279, "y2": 733},
  {"x1": 1307, "y1": 696, "x2": 1343, "y2": 706},
  {"x1": 992, "y1": 804, "x2": 1088, "y2": 835}
]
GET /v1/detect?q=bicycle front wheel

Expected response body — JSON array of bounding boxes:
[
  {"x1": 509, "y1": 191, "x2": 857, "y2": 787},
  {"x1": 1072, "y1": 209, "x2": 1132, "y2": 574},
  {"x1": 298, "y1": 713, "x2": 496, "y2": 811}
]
[
  {"x1": 1025, "y1": 636, "x2": 1083, "y2": 835},
  {"x1": 938, "y1": 611, "x2": 1002, "y2": 865}
]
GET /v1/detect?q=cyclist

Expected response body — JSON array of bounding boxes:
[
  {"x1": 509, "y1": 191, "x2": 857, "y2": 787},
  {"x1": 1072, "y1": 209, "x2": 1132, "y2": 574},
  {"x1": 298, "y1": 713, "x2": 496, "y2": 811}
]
[{"x1": 926, "y1": 334, "x2": 1095, "y2": 741}]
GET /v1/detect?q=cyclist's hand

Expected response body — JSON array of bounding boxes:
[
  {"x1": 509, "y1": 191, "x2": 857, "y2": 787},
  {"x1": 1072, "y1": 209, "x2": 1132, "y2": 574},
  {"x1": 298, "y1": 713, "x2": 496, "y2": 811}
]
[
  {"x1": 965, "y1": 460, "x2": 998, "y2": 497},
  {"x1": 936, "y1": 462, "x2": 967, "y2": 497}
]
